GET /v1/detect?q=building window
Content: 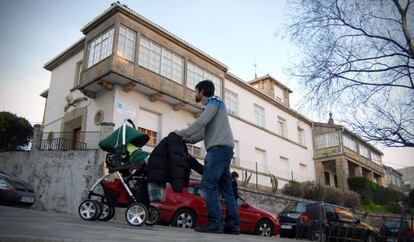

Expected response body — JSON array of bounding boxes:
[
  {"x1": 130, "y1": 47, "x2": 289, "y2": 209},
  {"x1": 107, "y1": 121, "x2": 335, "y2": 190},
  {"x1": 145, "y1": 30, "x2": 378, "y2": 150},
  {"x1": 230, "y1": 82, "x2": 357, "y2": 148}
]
[
  {"x1": 74, "y1": 61, "x2": 83, "y2": 87},
  {"x1": 274, "y1": 85, "x2": 283, "y2": 102},
  {"x1": 255, "y1": 148, "x2": 267, "y2": 172},
  {"x1": 279, "y1": 156, "x2": 289, "y2": 178},
  {"x1": 224, "y1": 89, "x2": 239, "y2": 115},
  {"x1": 299, "y1": 163, "x2": 307, "y2": 180},
  {"x1": 137, "y1": 108, "x2": 160, "y2": 146},
  {"x1": 325, "y1": 172, "x2": 330, "y2": 186},
  {"x1": 297, "y1": 127, "x2": 305, "y2": 145},
  {"x1": 254, "y1": 104, "x2": 265, "y2": 127},
  {"x1": 139, "y1": 36, "x2": 184, "y2": 84},
  {"x1": 187, "y1": 144, "x2": 202, "y2": 157},
  {"x1": 161, "y1": 48, "x2": 184, "y2": 84},
  {"x1": 278, "y1": 117, "x2": 287, "y2": 138},
  {"x1": 371, "y1": 152, "x2": 380, "y2": 163},
  {"x1": 315, "y1": 132, "x2": 339, "y2": 149},
  {"x1": 139, "y1": 36, "x2": 161, "y2": 73},
  {"x1": 359, "y1": 145, "x2": 369, "y2": 158},
  {"x1": 186, "y1": 62, "x2": 222, "y2": 97},
  {"x1": 343, "y1": 135, "x2": 358, "y2": 152},
  {"x1": 117, "y1": 25, "x2": 136, "y2": 62},
  {"x1": 138, "y1": 127, "x2": 157, "y2": 146},
  {"x1": 334, "y1": 175, "x2": 338, "y2": 188},
  {"x1": 87, "y1": 27, "x2": 114, "y2": 68}
]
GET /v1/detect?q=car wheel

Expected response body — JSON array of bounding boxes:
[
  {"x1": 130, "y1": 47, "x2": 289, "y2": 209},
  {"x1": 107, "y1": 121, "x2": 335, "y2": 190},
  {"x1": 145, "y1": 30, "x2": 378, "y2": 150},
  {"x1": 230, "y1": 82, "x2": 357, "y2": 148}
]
[
  {"x1": 366, "y1": 234, "x2": 375, "y2": 242},
  {"x1": 145, "y1": 205, "x2": 160, "y2": 226},
  {"x1": 171, "y1": 209, "x2": 196, "y2": 229},
  {"x1": 125, "y1": 202, "x2": 148, "y2": 226},
  {"x1": 255, "y1": 220, "x2": 273, "y2": 236},
  {"x1": 78, "y1": 199, "x2": 102, "y2": 221},
  {"x1": 312, "y1": 230, "x2": 326, "y2": 242},
  {"x1": 98, "y1": 202, "x2": 115, "y2": 221}
]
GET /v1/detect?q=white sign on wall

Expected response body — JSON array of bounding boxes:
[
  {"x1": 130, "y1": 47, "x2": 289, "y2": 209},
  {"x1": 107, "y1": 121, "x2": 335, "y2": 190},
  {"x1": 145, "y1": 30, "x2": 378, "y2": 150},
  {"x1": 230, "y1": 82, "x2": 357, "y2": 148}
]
[{"x1": 116, "y1": 102, "x2": 136, "y2": 118}]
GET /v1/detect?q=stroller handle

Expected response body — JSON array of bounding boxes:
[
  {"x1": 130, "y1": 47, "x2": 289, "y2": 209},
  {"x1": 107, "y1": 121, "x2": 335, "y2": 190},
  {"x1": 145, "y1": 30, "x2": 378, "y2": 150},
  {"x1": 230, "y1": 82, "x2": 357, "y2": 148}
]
[
  {"x1": 121, "y1": 119, "x2": 136, "y2": 147},
  {"x1": 126, "y1": 119, "x2": 136, "y2": 129}
]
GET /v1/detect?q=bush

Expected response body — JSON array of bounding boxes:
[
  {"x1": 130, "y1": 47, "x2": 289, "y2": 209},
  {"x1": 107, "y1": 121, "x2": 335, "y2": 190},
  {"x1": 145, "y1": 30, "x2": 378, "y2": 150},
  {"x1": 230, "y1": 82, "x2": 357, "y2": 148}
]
[
  {"x1": 282, "y1": 181, "x2": 304, "y2": 198},
  {"x1": 0, "y1": 111, "x2": 33, "y2": 151},
  {"x1": 348, "y1": 176, "x2": 406, "y2": 205},
  {"x1": 323, "y1": 186, "x2": 343, "y2": 205},
  {"x1": 302, "y1": 181, "x2": 324, "y2": 200},
  {"x1": 343, "y1": 190, "x2": 361, "y2": 209}
]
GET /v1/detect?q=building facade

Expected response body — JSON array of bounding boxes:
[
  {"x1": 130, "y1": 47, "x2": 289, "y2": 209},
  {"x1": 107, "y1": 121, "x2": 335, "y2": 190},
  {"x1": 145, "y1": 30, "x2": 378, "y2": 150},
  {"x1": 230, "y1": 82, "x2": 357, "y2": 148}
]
[
  {"x1": 383, "y1": 165, "x2": 404, "y2": 192},
  {"x1": 397, "y1": 166, "x2": 414, "y2": 194},
  {"x1": 313, "y1": 115, "x2": 385, "y2": 191},
  {"x1": 41, "y1": 3, "x2": 315, "y2": 188}
]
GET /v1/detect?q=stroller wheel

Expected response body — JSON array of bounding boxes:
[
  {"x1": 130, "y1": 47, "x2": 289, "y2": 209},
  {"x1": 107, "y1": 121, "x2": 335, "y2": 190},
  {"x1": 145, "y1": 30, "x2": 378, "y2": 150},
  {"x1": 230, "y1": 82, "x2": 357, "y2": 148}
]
[
  {"x1": 98, "y1": 202, "x2": 115, "y2": 221},
  {"x1": 78, "y1": 199, "x2": 102, "y2": 221},
  {"x1": 145, "y1": 205, "x2": 160, "y2": 226},
  {"x1": 125, "y1": 202, "x2": 148, "y2": 226}
]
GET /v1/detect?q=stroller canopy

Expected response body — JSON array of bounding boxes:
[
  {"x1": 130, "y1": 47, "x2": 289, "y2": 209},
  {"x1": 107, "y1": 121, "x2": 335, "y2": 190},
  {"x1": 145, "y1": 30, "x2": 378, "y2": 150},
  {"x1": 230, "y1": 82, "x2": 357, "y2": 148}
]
[{"x1": 99, "y1": 125, "x2": 150, "y2": 152}]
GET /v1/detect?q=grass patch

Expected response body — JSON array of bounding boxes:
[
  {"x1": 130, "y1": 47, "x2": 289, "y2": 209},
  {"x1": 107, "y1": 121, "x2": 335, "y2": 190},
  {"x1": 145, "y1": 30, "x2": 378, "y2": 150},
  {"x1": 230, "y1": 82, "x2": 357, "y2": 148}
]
[{"x1": 360, "y1": 203, "x2": 389, "y2": 213}]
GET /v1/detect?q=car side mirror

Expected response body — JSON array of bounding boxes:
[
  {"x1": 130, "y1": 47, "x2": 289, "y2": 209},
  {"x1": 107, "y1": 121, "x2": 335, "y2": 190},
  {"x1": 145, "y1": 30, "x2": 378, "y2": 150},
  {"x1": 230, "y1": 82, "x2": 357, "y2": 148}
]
[{"x1": 241, "y1": 202, "x2": 249, "y2": 209}]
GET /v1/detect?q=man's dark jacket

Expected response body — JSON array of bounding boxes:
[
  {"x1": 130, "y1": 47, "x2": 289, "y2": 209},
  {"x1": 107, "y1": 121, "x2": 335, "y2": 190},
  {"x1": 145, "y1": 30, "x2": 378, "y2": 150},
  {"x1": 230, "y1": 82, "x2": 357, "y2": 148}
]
[{"x1": 147, "y1": 132, "x2": 203, "y2": 192}]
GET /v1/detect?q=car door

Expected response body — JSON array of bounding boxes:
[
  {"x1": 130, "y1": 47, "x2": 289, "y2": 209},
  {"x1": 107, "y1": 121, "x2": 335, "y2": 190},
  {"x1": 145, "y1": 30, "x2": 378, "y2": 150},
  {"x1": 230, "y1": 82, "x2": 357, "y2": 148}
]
[
  {"x1": 236, "y1": 198, "x2": 259, "y2": 233},
  {"x1": 219, "y1": 196, "x2": 256, "y2": 233},
  {"x1": 334, "y1": 207, "x2": 364, "y2": 241},
  {"x1": 189, "y1": 184, "x2": 208, "y2": 225}
]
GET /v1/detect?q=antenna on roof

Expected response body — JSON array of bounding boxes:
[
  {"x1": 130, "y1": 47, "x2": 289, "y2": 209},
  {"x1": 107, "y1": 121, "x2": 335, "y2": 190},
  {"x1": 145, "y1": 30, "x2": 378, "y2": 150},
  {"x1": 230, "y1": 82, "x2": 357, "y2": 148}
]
[{"x1": 254, "y1": 61, "x2": 258, "y2": 79}]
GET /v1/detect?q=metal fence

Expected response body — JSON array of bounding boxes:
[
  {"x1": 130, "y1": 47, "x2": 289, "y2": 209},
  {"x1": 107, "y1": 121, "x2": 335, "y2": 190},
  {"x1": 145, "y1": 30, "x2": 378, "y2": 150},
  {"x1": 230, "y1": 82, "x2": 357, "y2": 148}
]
[{"x1": 40, "y1": 131, "x2": 100, "y2": 151}]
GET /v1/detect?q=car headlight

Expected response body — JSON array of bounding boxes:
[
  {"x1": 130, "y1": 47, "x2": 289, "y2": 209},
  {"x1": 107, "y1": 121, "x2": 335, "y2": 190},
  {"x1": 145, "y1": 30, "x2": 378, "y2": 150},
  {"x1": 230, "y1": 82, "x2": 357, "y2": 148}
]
[{"x1": 0, "y1": 178, "x2": 14, "y2": 191}]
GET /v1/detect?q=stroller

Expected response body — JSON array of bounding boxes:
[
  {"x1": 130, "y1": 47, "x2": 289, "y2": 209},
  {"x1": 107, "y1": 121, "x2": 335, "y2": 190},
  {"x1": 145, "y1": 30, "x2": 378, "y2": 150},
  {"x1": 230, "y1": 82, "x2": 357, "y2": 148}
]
[{"x1": 78, "y1": 119, "x2": 160, "y2": 227}]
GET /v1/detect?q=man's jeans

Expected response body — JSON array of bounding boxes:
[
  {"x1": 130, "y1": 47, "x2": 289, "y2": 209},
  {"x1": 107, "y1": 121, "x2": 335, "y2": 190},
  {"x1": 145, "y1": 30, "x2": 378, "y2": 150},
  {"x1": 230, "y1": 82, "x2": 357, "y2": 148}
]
[{"x1": 201, "y1": 145, "x2": 240, "y2": 230}]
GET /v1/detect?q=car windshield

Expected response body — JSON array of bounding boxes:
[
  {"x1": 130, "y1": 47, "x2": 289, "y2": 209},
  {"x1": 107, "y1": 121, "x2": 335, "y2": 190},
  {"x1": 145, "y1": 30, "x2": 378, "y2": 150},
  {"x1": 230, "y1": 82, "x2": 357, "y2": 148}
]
[
  {"x1": 384, "y1": 220, "x2": 400, "y2": 228},
  {"x1": 282, "y1": 202, "x2": 307, "y2": 213},
  {"x1": 3, "y1": 176, "x2": 30, "y2": 190},
  {"x1": 384, "y1": 220, "x2": 409, "y2": 229}
]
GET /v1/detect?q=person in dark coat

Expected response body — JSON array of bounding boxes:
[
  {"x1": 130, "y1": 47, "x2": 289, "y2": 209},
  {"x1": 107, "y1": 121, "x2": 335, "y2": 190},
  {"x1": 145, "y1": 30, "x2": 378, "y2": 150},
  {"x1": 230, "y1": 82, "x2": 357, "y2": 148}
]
[{"x1": 147, "y1": 132, "x2": 203, "y2": 193}]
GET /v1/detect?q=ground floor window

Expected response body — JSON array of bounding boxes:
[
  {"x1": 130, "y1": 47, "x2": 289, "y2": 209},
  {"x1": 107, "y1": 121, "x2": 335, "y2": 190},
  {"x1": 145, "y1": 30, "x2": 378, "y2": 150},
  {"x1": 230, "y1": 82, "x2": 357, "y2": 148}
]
[{"x1": 138, "y1": 127, "x2": 157, "y2": 146}]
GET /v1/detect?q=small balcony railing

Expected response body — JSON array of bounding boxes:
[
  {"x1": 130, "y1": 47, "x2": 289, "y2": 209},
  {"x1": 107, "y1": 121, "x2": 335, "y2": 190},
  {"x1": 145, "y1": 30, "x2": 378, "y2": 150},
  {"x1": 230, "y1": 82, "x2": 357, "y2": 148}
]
[{"x1": 40, "y1": 132, "x2": 100, "y2": 151}]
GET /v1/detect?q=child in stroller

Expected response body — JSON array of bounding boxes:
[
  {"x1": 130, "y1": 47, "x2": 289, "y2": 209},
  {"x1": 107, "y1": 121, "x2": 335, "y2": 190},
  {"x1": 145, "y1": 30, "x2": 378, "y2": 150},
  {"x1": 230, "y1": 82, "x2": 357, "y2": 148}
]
[{"x1": 78, "y1": 119, "x2": 160, "y2": 227}]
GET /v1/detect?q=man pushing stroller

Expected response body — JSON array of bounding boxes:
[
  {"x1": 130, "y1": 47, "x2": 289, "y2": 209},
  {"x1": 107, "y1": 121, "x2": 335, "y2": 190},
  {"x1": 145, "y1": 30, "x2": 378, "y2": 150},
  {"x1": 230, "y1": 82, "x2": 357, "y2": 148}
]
[{"x1": 175, "y1": 80, "x2": 240, "y2": 235}]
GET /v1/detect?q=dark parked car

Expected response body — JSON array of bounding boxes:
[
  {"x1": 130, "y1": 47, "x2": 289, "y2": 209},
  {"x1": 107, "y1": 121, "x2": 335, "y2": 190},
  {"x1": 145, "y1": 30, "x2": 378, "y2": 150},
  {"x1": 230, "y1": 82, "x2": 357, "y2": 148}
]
[
  {"x1": 153, "y1": 180, "x2": 280, "y2": 236},
  {"x1": 296, "y1": 202, "x2": 378, "y2": 242},
  {"x1": 278, "y1": 201, "x2": 310, "y2": 238},
  {"x1": 0, "y1": 169, "x2": 35, "y2": 207},
  {"x1": 379, "y1": 218, "x2": 413, "y2": 242}
]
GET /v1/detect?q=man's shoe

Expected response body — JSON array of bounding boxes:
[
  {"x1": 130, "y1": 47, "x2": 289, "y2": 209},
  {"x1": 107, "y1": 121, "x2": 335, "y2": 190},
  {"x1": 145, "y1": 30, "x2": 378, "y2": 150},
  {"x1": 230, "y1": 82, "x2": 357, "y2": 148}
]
[
  {"x1": 195, "y1": 226, "x2": 223, "y2": 234},
  {"x1": 223, "y1": 227, "x2": 240, "y2": 235}
]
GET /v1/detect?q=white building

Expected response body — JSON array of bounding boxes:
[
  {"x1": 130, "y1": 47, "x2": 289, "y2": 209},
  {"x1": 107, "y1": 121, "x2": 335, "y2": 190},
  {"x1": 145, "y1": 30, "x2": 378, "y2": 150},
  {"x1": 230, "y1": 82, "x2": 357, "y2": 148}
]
[{"x1": 41, "y1": 3, "x2": 314, "y2": 188}]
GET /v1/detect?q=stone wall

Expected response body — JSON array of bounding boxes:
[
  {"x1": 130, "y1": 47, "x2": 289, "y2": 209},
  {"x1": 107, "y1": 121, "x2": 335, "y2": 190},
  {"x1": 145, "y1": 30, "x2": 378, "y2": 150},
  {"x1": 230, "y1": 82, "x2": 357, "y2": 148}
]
[{"x1": 0, "y1": 150, "x2": 101, "y2": 215}]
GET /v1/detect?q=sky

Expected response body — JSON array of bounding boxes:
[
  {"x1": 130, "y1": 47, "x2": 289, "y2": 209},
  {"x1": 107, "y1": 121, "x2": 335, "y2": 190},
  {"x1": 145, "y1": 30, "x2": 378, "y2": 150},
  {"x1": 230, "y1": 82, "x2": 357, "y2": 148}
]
[{"x1": 0, "y1": 0, "x2": 412, "y2": 169}]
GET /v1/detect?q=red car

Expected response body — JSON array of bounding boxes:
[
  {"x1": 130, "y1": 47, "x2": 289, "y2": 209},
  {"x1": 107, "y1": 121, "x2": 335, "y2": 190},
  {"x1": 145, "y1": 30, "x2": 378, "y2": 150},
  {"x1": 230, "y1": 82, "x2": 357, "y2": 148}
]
[{"x1": 153, "y1": 180, "x2": 280, "y2": 237}]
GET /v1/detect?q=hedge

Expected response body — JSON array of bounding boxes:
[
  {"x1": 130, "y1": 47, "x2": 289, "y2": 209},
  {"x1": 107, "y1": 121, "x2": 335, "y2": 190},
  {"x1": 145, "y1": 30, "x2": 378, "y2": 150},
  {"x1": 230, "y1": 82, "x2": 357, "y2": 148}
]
[{"x1": 348, "y1": 176, "x2": 406, "y2": 205}]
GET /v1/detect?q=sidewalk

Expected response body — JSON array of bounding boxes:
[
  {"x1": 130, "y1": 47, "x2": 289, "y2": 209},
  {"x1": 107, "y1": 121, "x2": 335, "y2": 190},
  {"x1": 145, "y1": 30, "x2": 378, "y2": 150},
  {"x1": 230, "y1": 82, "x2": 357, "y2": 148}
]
[{"x1": 0, "y1": 206, "x2": 299, "y2": 242}]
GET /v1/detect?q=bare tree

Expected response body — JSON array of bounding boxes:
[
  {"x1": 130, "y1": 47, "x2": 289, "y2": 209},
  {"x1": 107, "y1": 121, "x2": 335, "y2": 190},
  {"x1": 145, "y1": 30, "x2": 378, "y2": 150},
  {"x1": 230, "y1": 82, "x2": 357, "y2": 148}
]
[{"x1": 284, "y1": 0, "x2": 414, "y2": 147}]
